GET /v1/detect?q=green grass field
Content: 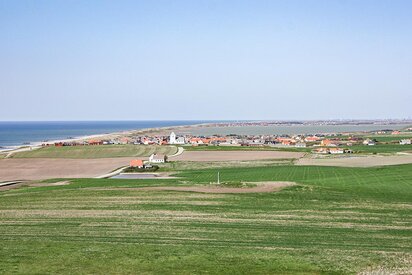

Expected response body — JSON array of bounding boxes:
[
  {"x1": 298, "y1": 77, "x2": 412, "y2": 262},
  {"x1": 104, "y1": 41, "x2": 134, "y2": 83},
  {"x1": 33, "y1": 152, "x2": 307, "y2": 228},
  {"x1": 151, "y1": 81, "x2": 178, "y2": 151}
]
[
  {"x1": 0, "y1": 164, "x2": 411, "y2": 274},
  {"x1": 185, "y1": 145, "x2": 313, "y2": 153},
  {"x1": 349, "y1": 144, "x2": 412, "y2": 154},
  {"x1": 11, "y1": 145, "x2": 178, "y2": 159},
  {"x1": 185, "y1": 143, "x2": 412, "y2": 154},
  {"x1": 365, "y1": 134, "x2": 412, "y2": 143}
]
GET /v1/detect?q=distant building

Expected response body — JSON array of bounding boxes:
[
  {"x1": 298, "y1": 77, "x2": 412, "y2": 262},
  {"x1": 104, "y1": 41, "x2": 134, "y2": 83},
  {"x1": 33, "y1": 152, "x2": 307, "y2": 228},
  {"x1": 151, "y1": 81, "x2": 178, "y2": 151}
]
[
  {"x1": 295, "y1": 142, "x2": 307, "y2": 148},
  {"x1": 305, "y1": 136, "x2": 320, "y2": 142},
  {"x1": 130, "y1": 159, "x2": 144, "y2": 168},
  {"x1": 321, "y1": 139, "x2": 337, "y2": 147},
  {"x1": 400, "y1": 139, "x2": 412, "y2": 145},
  {"x1": 169, "y1": 132, "x2": 176, "y2": 144},
  {"x1": 313, "y1": 148, "x2": 330, "y2": 154},
  {"x1": 329, "y1": 148, "x2": 344, "y2": 154},
  {"x1": 363, "y1": 139, "x2": 376, "y2": 146},
  {"x1": 149, "y1": 153, "x2": 167, "y2": 163},
  {"x1": 169, "y1": 132, "x2": 185, "y2": 145}
]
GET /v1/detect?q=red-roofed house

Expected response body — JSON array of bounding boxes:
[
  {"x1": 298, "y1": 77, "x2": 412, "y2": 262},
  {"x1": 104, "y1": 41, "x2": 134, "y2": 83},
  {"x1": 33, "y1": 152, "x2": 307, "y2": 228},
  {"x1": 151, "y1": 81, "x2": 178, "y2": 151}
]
[{"x1": 130, "y1": 159, "x2": 144, "y2": 168}]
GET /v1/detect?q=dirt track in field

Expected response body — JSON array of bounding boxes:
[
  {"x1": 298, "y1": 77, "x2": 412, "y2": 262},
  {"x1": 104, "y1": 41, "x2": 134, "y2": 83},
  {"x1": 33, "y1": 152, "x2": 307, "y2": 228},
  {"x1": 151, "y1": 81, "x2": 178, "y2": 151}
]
[
  {"x1": 171, "y1": 151, "x2": 304, "y2": 161},
  {"x1": 93, "y1": 182, "x2": 296, "y2": 193}
]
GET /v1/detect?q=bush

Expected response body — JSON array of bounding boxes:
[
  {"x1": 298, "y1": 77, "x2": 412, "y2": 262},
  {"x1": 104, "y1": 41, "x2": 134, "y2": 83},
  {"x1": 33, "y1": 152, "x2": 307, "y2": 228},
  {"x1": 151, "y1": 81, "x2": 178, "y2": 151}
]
[{"x1": 123, "y1": 165, "x2": 159, "y2": 173}]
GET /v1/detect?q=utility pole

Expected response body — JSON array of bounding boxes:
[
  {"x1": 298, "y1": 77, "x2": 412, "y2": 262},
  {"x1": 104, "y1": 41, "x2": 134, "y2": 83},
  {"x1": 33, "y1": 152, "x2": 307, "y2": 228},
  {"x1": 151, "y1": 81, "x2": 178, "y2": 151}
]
[{"x1": 217, "y1": 171, "x2": 220, "y2": 184}]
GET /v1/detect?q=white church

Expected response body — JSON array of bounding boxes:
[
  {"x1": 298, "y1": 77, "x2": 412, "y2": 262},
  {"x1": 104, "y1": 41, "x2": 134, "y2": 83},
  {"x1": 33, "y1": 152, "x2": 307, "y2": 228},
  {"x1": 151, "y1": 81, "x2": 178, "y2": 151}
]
[{"x1": 169, "y1": 132, "x2": 185, "y2": 145}]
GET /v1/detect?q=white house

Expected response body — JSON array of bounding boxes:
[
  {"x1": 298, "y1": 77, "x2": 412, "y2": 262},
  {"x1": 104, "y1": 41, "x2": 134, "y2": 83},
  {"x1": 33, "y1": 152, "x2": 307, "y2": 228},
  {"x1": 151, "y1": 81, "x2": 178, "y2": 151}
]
[
  {"x1": 329, "y1": 148, "x2": 344, "y2": 154},
  {"x1": 363, "y1": 139, "x2": 376, "y2": 146},
  {"x1": 400, "y1": 139, "x2": 412, "y2": 145},
  {"x1": 149, "y1": 153, "x2": 167, "y2": 163},
  {"x1": 295, "y1": 142, "x2": 307, "y2": 148}
]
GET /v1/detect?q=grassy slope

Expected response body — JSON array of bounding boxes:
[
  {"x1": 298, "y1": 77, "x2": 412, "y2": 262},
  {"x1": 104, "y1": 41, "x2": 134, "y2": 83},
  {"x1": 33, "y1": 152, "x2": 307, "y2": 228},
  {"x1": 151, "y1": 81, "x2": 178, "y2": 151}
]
[
  {"x1": 0, "y1": 164, "x2": 411, "y2": 274},
  {"x1": 11, "y1": 145, "x2": 178, "y2": 159},
  {"x1": 349, "y1": 144, "x2": 412, "y2": 153},
  {"x1": 365, "y1": 134, "x2": 412, "y2": 142},
  {"x1": 185, "y1": 144, "x2": 412, "y2": 154},
  {"x1": 185, "y1": 145, "x2": 312, "y2": 153}
]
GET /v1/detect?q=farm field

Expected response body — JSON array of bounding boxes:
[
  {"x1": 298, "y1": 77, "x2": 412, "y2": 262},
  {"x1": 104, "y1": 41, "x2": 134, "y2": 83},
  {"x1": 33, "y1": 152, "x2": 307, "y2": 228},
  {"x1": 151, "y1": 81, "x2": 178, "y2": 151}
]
[
  {"x1": 0, "y1": 164, "x2": 411, "y2": 274},
  {"x1": 365, "y1": 134, "x2": 412, "y2": 143},
  {"x1": 349, "y1": 144, "x2": 412, "y2": 154},
  {"x1": 171, "y1": 150, "x2": 304, "y2": 161},
  {"x1": 185, "y1": 145, "x2": 312, "y2": 152},
  {"x1": 11, "y1": 145, "x2": 178, "y2": 159},
  {"x1": 0, "y1": 157, "x2": 132, "y2": 181},
  {"x1": 184, "y1": 143, "x2": 412, "y2": 154}
]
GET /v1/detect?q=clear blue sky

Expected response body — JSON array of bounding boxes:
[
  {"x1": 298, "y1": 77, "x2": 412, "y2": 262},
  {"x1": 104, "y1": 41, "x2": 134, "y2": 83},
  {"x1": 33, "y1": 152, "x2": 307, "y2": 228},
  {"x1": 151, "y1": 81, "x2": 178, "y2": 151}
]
[{"x1": 1, "y1": 0, "x2": 411, "y2": 121}]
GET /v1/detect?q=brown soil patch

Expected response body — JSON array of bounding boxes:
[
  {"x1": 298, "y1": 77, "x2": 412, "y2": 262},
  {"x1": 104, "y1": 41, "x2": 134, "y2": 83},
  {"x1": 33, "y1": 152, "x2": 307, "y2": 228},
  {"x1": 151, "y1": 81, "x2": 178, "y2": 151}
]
[
  {"x1": 171, "y1": 151, "x2": 304, "y2": 162},
  {"x1": 0, "y1": 158, "x2": 133, "y2": 181},
  {"x1": 296, "y1": 155, "x2": 412, "y2": 167},
  {"x1": 97, "y1": 181, "x2": 296, "y2": 194}
]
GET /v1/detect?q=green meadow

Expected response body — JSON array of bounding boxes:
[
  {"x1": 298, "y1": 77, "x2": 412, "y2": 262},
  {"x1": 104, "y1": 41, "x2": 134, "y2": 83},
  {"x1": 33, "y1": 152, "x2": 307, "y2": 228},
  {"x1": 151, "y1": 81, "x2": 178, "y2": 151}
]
[
  {"x1": 11, "y1": 145, "x2": 177, "y2": 159},
  {"x1": 0, "y1": 164, "x2": 411, "y2": 274},
  {"x1": 349, "y1": 144, "x2": 412, "y2": 154}
]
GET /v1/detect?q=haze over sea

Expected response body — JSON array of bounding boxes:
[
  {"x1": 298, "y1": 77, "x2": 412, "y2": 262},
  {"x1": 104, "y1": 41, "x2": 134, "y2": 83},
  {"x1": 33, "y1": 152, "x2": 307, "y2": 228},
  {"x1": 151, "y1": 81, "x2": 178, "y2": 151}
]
[{"x1": 0, "y1": 121, "x2": 209, "y2": 147}]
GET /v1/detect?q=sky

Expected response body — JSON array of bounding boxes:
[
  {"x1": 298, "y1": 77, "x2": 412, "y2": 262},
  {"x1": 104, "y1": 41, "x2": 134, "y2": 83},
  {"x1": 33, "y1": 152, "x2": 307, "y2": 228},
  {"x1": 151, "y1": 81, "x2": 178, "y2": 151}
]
[{"x1": 0, "y1": 0, "x2": 411, "y2": 121}]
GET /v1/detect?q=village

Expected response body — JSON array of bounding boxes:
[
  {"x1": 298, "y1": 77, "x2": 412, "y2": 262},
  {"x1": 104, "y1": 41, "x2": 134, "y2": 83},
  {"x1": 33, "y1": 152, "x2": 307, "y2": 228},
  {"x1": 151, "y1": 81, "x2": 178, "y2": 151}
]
[{"x1": 46, "y1": 129, "x2": 412, "y2": 156}]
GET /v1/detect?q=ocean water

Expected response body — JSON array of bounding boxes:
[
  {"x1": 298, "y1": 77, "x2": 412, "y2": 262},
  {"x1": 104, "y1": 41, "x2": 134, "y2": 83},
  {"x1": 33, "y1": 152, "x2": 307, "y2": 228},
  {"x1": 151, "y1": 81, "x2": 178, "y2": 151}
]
[
  {"x1": 189, "y1": 124, "x2": 412, "y2": 136},
  {"x1": 0, "y1": 121, "x2": 208, "y2": 147}
]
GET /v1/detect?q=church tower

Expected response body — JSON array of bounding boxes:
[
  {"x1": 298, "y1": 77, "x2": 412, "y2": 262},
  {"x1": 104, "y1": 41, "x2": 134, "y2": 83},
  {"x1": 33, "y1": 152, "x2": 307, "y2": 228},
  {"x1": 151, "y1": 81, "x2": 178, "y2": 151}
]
[{"x1": 169, "y1": 132, "x2": 176, "y2": 144}]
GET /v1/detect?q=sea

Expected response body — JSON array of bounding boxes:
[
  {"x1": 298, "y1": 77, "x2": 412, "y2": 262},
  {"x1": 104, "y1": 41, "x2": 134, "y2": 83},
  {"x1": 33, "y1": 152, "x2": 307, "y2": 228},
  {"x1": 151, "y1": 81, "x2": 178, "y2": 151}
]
[{"x1": 0, "y1": 121, "x2": 209, "y2": 148}]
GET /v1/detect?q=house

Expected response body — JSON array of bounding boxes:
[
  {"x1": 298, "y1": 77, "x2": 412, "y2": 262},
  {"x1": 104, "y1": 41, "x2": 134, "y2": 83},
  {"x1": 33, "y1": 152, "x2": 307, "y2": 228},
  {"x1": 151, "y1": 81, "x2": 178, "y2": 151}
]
[
  {"x1": 305, "y1": 136, "x2": 320, "y2": 142},
  {"x1": 130, "y1": 159, "x2": 144, "y2": 168},
  {"x1": 149, "y1": 153, "x2": 167, "y2": 163},
  {"x1": 313, "y1": 148, "x2": 330, "y2": 154},
  {"x1": 329, "y1": 148, "x2": 344, "y2": 154},
  {"x1": 88, "y1": 139, "x2": 103, "y2": 145},
  {"x1": 295, "y1": 142, "x2": 307, "y2": 148},
  {"x1": 391, "y1": 131, "x2": 401, "y2": 135},
  {"x1": 321, "y1": 139, "x2": 337, "y2": 146},
  {"x1": 400, "y1": 139, "x2": 412, "y2": 145},
  {"x1": 189, "y1": 138, "x2": 203, "y2": 145},
  {"x1": 282, "y1": 140, "x2": 292, "y2": 146},
  {"x1": 363, "y1": 139, "x2": 376, "y2": 146}
]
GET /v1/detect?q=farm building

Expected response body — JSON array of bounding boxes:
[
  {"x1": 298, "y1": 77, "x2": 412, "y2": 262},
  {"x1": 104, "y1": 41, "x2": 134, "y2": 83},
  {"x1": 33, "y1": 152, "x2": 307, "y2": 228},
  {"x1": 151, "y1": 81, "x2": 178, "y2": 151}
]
[
  {"x1": 130, "y1": 159, "x2": 144, "y2": 168},
  {"x1": 149, "y1": 153, "x2": 167, "y2": 163},
  {"x1": 295, "y1": 142, "x2": 307, "y2": 148},
  {"x1": 329, "y1": 148, "x2": 344, "y2": 154},
  {"x1": 400, "y1": 139, "x2": 412, "y2": 145},
  {"x1": 363, "y1": 139, "x2": 376, "y2": 146}
]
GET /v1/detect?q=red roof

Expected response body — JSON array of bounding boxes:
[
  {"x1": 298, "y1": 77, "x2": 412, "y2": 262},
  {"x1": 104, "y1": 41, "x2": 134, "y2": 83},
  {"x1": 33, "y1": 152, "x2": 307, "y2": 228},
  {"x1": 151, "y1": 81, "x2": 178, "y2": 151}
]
[{"x1": 130, "y1": 159, "x2": 144, "y2": 167}]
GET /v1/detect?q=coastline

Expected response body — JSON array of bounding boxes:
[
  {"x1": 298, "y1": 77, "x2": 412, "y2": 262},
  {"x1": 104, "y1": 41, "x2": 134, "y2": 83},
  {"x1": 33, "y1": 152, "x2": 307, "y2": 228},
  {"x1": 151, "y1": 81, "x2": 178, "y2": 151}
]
[
  {"x1": 1, "y1": 120, "x2": 411, "y2": 154},
  {"x1": 0, "y1": 122, "x2": 210, "y2": 153}
]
